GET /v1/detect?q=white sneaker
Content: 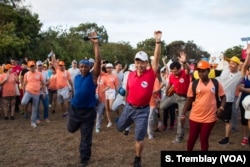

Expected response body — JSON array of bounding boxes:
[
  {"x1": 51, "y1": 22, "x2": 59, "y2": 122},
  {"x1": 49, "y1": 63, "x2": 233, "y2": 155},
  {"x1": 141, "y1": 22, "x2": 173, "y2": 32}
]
[
  {"x1": 107, "y1": 122, "x2": 112, "y2": 127},
  {"x1": 31, "y1": 123, "x2": 37, "y2": 128},
  {"x1": 96, "y1": 128, "x2": 101, "y2": 133},
  {"x1": 148, "y1": 135, "x2": 154, "y2": 140}
]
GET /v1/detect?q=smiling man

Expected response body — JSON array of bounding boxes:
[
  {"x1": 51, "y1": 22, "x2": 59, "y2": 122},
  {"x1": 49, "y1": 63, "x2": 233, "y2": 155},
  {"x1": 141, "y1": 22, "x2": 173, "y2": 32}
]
[{"x1": 117, "y1": 31, "x2": 162, "y2": 167}]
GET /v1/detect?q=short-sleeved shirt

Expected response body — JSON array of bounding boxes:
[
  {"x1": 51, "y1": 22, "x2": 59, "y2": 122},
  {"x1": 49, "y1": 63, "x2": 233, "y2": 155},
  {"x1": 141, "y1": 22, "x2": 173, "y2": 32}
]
[
  {"x1": 149, "y1": 77, "x2": 161, "y2": 108},
  {"x1": 0, "y1": 73, "x2": 16, "y2": 97},
  {"x1": 169, "y1": 70, "x2": 190, "y2": 95},
  {"x1": 24, "y1": 71, "x2": 44, "y2": 95},
  {"x1": 56, "y1": 69, "x2": 71, "y2": 89},
  {"x1": 188, "y1": 79, "x2": 225, "y2": 123},
  {"x1": 216, "y1": 69, "x2": 241, "y2": 102},
  {"x1": 48, "y1": 74, "x2": 57, "y2": 90},
  {"x1": 96, "y1": 72, "x2": 108, "y2": 103},
  {"x1": 104, "y1": 73, "x2": 119, "y2": 89},
  {"x1": 126, "y1": 68, "x2": 156, "y2": 106}
]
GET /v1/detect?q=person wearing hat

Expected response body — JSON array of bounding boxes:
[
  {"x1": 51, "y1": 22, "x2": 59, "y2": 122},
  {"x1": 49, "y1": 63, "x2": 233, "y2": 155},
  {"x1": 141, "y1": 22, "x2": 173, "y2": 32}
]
[
  {"x1": 117, "y1": 30, "x2": 162, "y2": 167},
  {"x1": 35, "y1": 60, "x2": 50, "y2": 123},
  {"x1": 104, "y1": 62, "x2": 119, "y2": 128},
  {"x1": 0, "y1": 64, "x2": 18, "y2": 120},
  {"x1": 51, "y1": 56, "x2": 73, "y2": 118},
  {"x1": 67, "y1": 31, "x2": 101, "y2": 167},
  {"x1": 239, "y1": 44, "x2": 250, "y2": 146},
  {"x1": 21, "y1": 60, "x2": 46, "y2": 128},
  {"x1": 181, "y1": 60, "x2": 226, "y2": 151},
  {"x1": 216, "y1": 55, "x2": 242, "y2": 145}
]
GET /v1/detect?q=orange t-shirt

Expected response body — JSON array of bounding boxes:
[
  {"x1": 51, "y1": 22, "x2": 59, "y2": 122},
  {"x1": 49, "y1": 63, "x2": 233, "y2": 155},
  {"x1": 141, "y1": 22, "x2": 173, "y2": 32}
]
[
  {"x1": 56, "y1": 69, "x2": 71, "y2": 89},
  {"x1": 96, "y1": 72, "x2": 108, "y2": 103},
  {"x1": 0, "y1": 73, "x2": 16, "y2": 97},
  {"x1": 24, "y1": 71, "x2": 44, "y2": 95},
  {"x1": 104, "y1": 73, "x2": 119, "y2": 89},
  {"x1": 149, "y1": 78, "x2": 161, "y2": 108},
  {"x1": 187, "y1": 79, "x2": 225, "y2": 123},
  {"x1": 48, "y1": 74, "x2": 57, "y2": 90}
]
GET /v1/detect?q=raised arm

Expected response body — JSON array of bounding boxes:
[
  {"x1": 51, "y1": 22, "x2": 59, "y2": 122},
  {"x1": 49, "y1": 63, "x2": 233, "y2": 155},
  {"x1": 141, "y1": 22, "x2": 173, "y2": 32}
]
[
  {"x1": 90, "y1": 32, "x2": 101, "y2": 84},
  {"x1": 241, "y1": 44, "x2": 250, "y2": 76},
  {"x1": 151, "y1": 31, "x2": 162, "y2": 73}
]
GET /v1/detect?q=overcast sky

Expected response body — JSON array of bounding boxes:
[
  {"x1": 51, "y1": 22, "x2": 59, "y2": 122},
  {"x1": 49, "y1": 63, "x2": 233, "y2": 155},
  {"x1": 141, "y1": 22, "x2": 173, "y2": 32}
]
[{"x1": 23, "y1": 0, "x2": 250, "y2": 57}]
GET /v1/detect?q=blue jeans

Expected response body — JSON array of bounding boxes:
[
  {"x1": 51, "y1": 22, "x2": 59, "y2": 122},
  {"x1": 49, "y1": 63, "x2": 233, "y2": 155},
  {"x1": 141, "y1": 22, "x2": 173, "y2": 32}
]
[
  {"x1": 67, "y1": 105, "x2": 96, "y2": 163},
  {"x1": 36, "y1": 94, "x2": 49, "y2": 120},
  {"x1": 21, "y1": 91, "x2": 40, "y2": 124}
]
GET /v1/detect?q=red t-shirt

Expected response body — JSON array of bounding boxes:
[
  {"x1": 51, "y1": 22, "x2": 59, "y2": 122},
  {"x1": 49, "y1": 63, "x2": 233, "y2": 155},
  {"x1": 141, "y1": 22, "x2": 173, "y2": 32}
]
[
  {"x1": 126, "y1": 68, "x2": 156, "y2": 106},
  {"x1": 169, "y1": 70, "x2": 190, "y2": 95}
]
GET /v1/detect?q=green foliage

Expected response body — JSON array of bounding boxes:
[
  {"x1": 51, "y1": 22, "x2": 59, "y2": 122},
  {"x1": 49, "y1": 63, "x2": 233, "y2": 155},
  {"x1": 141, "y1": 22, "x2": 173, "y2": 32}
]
[{"x1": 223, "y1": 45, "x2": 243, "y2": 59}]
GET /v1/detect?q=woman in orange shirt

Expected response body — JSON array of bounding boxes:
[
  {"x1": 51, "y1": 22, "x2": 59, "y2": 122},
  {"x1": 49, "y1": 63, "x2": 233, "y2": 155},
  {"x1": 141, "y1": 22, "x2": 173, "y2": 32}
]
[
  {"x1": 48, "y1": 66, "x2": 57, "y2": 114},
  {"x1": 0, "y1": 64, "x2": 18, "y2": 120},
  {"x1": 181, "y1": 60, "x2": 226, "y2": 151},
  {"x1": 104, "y1": 63, "x2": 119, "y2": 127}
]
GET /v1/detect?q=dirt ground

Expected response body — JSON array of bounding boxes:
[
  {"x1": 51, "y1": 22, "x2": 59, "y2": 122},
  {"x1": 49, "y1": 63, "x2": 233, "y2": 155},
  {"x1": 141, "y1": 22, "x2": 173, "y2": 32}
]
[{"x1": 0, "y1": 108, "x2": 249, "y2": 167}]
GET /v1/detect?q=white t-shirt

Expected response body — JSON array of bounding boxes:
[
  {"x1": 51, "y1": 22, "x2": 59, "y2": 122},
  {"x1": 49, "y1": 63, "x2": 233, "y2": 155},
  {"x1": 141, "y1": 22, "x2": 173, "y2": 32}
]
[
  {"x1": 217, "y1": 68, "x2": 242, "y2": 102},
  {"x1": 68, "y1": 67, "x2": 80, "y2": 85}
]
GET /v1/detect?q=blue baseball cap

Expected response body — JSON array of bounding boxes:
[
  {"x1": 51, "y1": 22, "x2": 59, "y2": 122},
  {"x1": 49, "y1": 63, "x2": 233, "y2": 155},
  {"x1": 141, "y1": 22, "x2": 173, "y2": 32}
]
[{"x1": 79, "y1": 59, "x2": 91, "y2": 66}]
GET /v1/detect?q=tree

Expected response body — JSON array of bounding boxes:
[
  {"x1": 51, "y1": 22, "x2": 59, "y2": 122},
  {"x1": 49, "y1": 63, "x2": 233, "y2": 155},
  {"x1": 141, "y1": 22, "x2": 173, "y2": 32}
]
[
  {"x1": 223, "y1": 45, "x2": 243, "y2": 59},
  {"x1": 70, "y1": 23, "x2": 109, "y2": 43},
  {"x1": 0, "y1": 2, "x2": 42, "y2": 61}
]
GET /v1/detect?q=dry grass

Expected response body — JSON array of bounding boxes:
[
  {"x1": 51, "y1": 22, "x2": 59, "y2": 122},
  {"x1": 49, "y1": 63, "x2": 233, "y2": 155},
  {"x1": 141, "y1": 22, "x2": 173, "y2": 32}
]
[{"x1": 0, "y1": 109, "x2": 249, "y2": 167}]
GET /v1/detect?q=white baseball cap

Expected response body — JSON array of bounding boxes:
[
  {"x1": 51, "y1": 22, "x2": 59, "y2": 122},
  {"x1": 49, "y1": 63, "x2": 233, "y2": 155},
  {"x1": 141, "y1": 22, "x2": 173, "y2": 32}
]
[
  {"x1": 105, "y1": 63, "x2": 113, "y2": 68},
  {"x1": 128, "y1": 64, "x2": 136, "y2": 71},
  {"x1": 36, "y1": 60, "x2": 43, "y2": 66},
  {"x1": 242, "y1": 95, "x2": 250, "y2": 119},
  {"x1": 134, "y1": 51, "x2": 148, "y2": 61}
]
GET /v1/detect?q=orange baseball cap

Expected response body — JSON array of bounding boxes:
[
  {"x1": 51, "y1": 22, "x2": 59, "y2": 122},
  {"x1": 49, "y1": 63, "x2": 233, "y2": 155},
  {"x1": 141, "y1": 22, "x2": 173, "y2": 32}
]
[
  {"x1": 28, "y1": 61, "x2": 35, "y2": 67},
  {"x1": 58, "y1": 61, "x2": 65, "y2": 66},
  {"x1": 4, "y1": 64, "x2": 14, "y2": 70},
  {"x1": 197, "y1": 60, "x2": 210, "y2": 69}
]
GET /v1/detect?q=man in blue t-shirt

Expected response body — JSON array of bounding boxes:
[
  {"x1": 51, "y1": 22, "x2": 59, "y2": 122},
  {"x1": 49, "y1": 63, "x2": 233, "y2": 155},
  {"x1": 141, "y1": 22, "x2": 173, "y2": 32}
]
[{"x1": 67, "y1": 31, "x2": 101, "y2": 167}]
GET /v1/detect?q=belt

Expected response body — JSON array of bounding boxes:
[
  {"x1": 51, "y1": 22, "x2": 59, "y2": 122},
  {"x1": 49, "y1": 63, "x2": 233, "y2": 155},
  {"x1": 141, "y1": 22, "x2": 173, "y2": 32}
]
[
  {"x1": 128, "y1": 103, "x2": 149, "y2": 109},
  {"x1": 175, "y1": 93, "x2": 187, "y2": 98}
]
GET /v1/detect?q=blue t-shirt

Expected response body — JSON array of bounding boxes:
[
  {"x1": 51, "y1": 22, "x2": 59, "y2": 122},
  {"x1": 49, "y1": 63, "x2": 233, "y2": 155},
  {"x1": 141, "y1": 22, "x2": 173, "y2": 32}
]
[
  {"x1": 241, "y1": 76, "x2": 250, "y2": 100},
  {"x1": 71, "y1": 72, "x2": 97, "y2": 108}
]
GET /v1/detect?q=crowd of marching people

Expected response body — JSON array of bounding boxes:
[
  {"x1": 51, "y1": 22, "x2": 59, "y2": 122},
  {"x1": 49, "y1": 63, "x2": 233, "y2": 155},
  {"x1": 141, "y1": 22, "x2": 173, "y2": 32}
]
[{"x1": 0, "y1": 31, "x2": 250, "y2": 166}]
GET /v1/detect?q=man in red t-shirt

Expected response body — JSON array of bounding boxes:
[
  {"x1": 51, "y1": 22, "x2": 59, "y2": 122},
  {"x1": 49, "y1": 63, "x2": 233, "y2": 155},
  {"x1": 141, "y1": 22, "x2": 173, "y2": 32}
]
[
  {"x1": 166, "y1": 53, "x2": 191, "y2": 144},
  {"x1": 117, "y1": 31, "x2": 162, "y2": 167}
]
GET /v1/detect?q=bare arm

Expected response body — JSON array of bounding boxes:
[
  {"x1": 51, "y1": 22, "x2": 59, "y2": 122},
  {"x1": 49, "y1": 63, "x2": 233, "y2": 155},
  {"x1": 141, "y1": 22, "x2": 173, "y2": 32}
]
[
  {"x1": 178, "y1": 51, "x2": 190, "y2": 74},
  {"x1": 241, "y1": 44, "x2": 250, "y2": 76},
  {"x1": 90, "y1": 32, "x2": 101, "y2": 84},
  {"x1": 151, "y1": 31, "x2": 162, "y2": 73}
]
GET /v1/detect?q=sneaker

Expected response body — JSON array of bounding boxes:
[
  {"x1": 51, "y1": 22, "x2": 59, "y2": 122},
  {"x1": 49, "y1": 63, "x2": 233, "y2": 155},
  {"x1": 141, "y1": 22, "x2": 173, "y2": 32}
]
[
  {"x1": 124, "y1": 130, "x2": 129, "y2": 136},
  {"x1": 241, "y1": 137, "x2": 248, "y2": 145},
  {"x1": 31, "y1": 123, "x2": 37, "y2": 128},
  {"x1": 172, "y1": 137, "x2": 181, "y2": 144},
  {"x1": 36, "y1": 120, "x2": 41, "y2": 124},
  {"x1": 148, "y1": 135, "x2": 154, "y2": 140},
  {"x1": 49, "y1": 104, "x2": 52, "y2": 108},
  {"x1": 62, "y1": 112, "x2": 68, "y2": 118},
  {"x1": 96, "y1": 128, "x2": 101, "y2": 133},
  {"x1": 218, "y1": 137, "x2": 229, "y2": 145},
  {"x1": 107, "y1": 122, "x2": 112, "y2": 128},
  {"x1": 134, "y1": 157, "x2": 142, "y2": 167},
  {"x1": 10, "y1": 116, "x2": 15, "y2": 120},
  {"x1": 45, "y1": 119, "x2": 50, "y2": 123},
  {"x1": 4, "y1": 116, "x2": 8, "y2": 120}
]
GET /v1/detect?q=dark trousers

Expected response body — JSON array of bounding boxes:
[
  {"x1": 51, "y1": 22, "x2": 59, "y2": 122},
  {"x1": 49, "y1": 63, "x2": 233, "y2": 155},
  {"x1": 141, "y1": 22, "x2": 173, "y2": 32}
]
[
  {"x1": 67, "y1": 105, "x2": 96, "y2": 163},
  {"x1": 187, "y1": 119, "x2": 216, "y2": 151},
  {"x1": 163, "y1": 103, "x2": 177, "y2": 127}
]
